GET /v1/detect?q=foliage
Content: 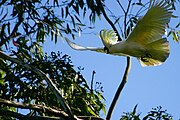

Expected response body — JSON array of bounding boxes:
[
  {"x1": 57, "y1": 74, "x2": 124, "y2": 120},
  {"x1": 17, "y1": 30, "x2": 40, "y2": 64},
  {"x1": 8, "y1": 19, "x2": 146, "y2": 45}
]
[
  {"x1": 143, "y1": 106, "x2": 173, "y2": 120},
  {"x1": 0, "y1": 0, "x2": 104, "y2": 49},
  {"x1": 0, "y1": 50, "x2": 105, "y2": 118},
  {"x1": 0, "y1": 0, "x2": 179, "y2": 119},
  {"x1": 120, "y1": 105, "x2": 140, "y2": 120},
  {"x1": 120, "y1": 106, "x2": 173, "y2": 120},
  {"x1": 0, "y1": 0, "x2": 106, "y2": 119}
]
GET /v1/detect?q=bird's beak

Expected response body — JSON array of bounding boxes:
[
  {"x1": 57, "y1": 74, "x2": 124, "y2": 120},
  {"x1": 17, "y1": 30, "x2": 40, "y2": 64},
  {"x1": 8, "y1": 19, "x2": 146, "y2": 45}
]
[{"x1": 104, "y1": 46, "x2": 109, "y2": 54}]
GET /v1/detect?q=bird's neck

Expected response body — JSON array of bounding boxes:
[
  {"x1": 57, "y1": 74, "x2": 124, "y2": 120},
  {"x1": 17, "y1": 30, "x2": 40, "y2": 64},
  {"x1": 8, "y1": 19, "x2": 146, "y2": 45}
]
[{"x1": 109, "y1": 41, "x2": 127, "y2": 54}]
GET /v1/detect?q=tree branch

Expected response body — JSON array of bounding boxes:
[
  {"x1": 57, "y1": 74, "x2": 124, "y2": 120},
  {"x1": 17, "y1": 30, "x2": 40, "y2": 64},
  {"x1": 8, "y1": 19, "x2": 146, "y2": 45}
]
[
  {"x1": 0, "y1": 109, "x2": 66, "y2": 120},
  {"x1": 0, "y1": 97, "x2": 104, "y2": 120},
  {"x1": 116, "y1": 0, "x2": 126, "y2": 14},
  {"x1": 0, "y1": 51, "x2": 75, "y2": 119},
  {"x1": 124, "y1": 0, "x2": 132, "y2": 38},
  {"x1": 106, "y1": 57, "x2": 131, "y2": 120},
  {"x1": 97, "y1": 0, "x2": 122, "y2": 41},
  {"x1": 0, "y1": 98, "x2": 69, "y2": 118},
  {"x1": 106, "y1": 1, "x2": 132, "y2": 120},
  {"x1": 78, "y1": 116, "x2": 104, "y2": 120}
]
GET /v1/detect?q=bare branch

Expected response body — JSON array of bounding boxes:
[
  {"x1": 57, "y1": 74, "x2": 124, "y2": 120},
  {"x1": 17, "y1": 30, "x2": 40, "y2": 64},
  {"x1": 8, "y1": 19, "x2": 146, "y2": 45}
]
[
  {"x1": 97, "y1": 0, "x2": 122, "y2": 41},
  {"x1": 124, "y1": 0, "x2": 132, "y2": 38},
  {"x1": 106, "y1": 0, "x2": 132, "y2": 119},
  {"x1": 106, "y1": 57, "x2": 131, "y2": 120},
  {"x1": 116, "y1": 0, "x2": 126, "y2": 14},
  {"x1": 0, "y1": 51, "x2": 75, "y2": 119}
]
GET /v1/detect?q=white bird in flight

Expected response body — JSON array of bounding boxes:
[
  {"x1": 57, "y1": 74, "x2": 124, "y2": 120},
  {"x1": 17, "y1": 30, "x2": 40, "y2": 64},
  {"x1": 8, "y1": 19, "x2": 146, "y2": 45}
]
[{"x1": 65, "y1": 0, "x2": 173, "y2": 67}]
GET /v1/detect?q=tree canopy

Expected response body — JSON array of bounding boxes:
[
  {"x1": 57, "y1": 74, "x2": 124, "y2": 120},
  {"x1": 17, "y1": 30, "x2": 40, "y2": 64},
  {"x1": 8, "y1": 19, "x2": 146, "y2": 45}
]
[{"x1": 0, "y1": 0, "x2": 179, "y2": 120}]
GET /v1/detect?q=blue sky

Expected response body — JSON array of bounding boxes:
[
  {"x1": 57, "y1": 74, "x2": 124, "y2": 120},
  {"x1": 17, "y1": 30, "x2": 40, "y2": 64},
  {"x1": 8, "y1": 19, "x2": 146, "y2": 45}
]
[{"x1": 43, "y1": 0, "x2": 180, "y2": 119}]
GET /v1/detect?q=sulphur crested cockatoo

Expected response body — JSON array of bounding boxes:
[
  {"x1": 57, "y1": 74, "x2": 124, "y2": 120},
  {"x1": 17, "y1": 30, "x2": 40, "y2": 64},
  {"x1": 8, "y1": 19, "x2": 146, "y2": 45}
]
[{"x1": 65, "y1": 0, "x2": 172, "y2": 66}]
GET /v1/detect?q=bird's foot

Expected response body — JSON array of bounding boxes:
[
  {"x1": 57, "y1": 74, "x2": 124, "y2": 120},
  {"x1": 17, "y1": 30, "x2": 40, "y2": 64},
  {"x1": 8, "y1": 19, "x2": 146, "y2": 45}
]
[
  {"x1": 104, "y1": 46, "x2": 109, "y2": 54},
  {"x1": 140, "y1": 52, "x2": 152, "y2": 62}
]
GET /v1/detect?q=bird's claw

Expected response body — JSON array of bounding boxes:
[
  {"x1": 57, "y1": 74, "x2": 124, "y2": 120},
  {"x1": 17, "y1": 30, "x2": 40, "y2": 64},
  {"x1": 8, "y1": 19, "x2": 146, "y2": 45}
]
[
  {"x1": 104, "y1": 46, "x2": 109, "y2": 54},
  {"x1": 140, "y1": 52, "x2": 152, "y2": 62}
]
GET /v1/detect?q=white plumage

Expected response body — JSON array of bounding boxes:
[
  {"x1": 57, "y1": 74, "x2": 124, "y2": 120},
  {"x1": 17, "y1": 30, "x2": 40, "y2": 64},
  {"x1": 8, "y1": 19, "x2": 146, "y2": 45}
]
[{"x1": 65, "y1": 0, "x2": 173, "y2": 66}]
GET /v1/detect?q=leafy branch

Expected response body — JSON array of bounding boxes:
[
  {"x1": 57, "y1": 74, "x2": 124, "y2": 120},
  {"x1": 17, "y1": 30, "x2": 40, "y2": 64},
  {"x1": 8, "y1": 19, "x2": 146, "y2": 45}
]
[
  {"x1": 0, "y1": 50, "x2": 105, "y2": 120},
  {"x1": 0, "y1": 51, "x2": 75, "y2": 119},
  {"x1": 0, "y1": 98, "x2": 69, "y2": 118},
  {"x1": 0, "y1": 98, "x2": 104, "y2": 120},
  {"x1": 0, "y1": 109, "x2": 65, "y2": 120}
]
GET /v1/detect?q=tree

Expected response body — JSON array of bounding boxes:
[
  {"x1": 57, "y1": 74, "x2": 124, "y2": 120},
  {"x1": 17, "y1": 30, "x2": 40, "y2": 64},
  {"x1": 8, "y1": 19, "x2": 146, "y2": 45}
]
[
  {"x1": 0, "y1": 0, "x2": 179, "y2": 120},
  {"x1": 0, "y1": 0, "x2": 105, "y2": 119}
]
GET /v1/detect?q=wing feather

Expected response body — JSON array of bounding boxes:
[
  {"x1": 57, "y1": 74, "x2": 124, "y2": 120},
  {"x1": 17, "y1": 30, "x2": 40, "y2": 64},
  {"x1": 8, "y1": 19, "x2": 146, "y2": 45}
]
[
  {"x1": 126, "y1": 0, "x2": 173, "y2": 44},
  {"x1": 65, "y1": 38, "x2": 105, "y2": 53}
]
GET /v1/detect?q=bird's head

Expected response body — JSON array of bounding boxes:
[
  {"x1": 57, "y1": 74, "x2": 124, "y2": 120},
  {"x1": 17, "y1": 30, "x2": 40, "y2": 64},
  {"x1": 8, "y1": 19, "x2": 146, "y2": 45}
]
[{"x1": 99, "y1": 29, "x2": 118, "y2": 53}]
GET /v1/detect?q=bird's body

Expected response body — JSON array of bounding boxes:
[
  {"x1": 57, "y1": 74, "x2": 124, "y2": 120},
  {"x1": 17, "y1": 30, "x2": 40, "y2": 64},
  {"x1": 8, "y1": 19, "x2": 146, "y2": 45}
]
[
  {"x1": 65, "y1": 0, "x2": 173, "y2": 66},
  {"x1": 109, "y1": 41, "x2": 145, "y2": 57}
]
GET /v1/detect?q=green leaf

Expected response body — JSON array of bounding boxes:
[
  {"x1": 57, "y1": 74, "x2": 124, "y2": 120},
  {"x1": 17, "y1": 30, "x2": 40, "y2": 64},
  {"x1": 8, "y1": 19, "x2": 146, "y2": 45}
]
[
  {"x1": 0, "y1": 71, "x2": 5, "y2": 85},
  {"x1": 126, "y1": 25, "x2": 131, "y2": 37},
  {"x1": 55, "y1": 29, "x2": 58, "y2": 44},
  {"x1": 101, "y1": 104, "x2": 106, "y2": 115},
  {"x1": 61, "y1": 8, "x2": 64, "y2": 18},
  {"x1": 78, "y1": 26, "x2": 81, "y2": 37},
  {"x1": 176, "y1": 22, "x2": 180, "y2": 28},
  {"x1": 51, "y1": 31, "x2": 54, "y2": 41},
  {"x1": 66, "y1": 24, "x2": 71, "y2": 33},
  {"x1": 59, "y1": 31, "x2": 64, "y2": 41},
  {"x1": 7, "y1": 22, "x2": 10, "y2": 35},
  {"x1": 77, "y1": 23, "x2": 86, "y2": 26},
  {"x1": 90, "y1": 13, "x2": 96, "y2": 23},
  {"x1": 78, "y1": 0, "x2": 84, "y2": 9},
  {"x1": 72, "y1": 4, "x2": 79, "y2": 15},
  {"x1": 71, "y1": 16, "x2": 75, "y2": 28},
  {"x1": 132, "y1": 104, "x2": 138, "y2": 115},
  {"x1": 136, "y1": 2, "x2": 144, "y2": 7},
  {"x1": 72, "y1": 33, "x2": 75, "y2": 40},
  {"x1": 74, "y1": 15, "x2": 81, "y2": 23},
  {"x1": 0, "y1": 58, "x2": 6, "y2": 71},
  {"x1": 65, "y1": 6, "x2": 69, "y2": 18},
  {"x1": 171, "y1": 14, "x2": 178, "y2": 18},
  {"x1": 54, "y1": 0, "x2": 59, "y2": 6},
  {"x1": 1, "y1": 12, "x2": 8, "y2": 20},
  {"x1": 177, "y1": 31, "x2": 180, "y2": 35},
  {"x1": 83, "y1": 7, "x2": 86, "y2": 18},
  {"x1": 87, "y1": 106, "x2": 97, "y2": 116},
  {"x1": 131, "y1": 17, "x2": 138, "y2": 24},
  {"x1": 172, "y1": 31, "x2": 179, "y2": 43}
]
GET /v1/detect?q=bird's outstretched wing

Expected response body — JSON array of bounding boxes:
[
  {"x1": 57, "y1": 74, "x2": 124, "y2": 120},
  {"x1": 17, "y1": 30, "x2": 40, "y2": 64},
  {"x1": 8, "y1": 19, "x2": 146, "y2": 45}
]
[
  {"x1": 65, "y1": 1, "x2": 173, "y2": 67},
  {"x1": 123, "y1": 0, "x2": 172, "y2": 66},
  {"x1": 65, "y1": 38, "x2": 105, "y2": 53},
  {"x1": 126, "y1": 0, "x2": 173, "y2": 44},
  {"x1": 65, "y1": 37, "x2": 127, "y2": 56}
]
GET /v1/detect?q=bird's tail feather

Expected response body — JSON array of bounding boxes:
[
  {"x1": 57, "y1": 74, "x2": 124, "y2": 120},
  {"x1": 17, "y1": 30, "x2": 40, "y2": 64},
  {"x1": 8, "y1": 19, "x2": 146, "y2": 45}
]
[{"x1": 138, "y1": 38, "x2": 170, "y2": 66}]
